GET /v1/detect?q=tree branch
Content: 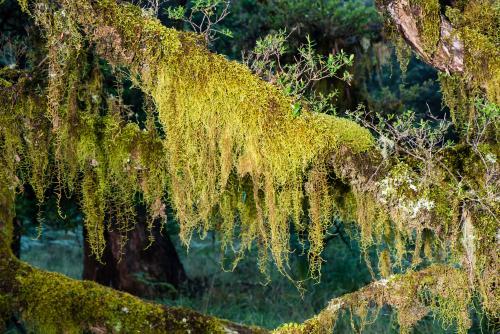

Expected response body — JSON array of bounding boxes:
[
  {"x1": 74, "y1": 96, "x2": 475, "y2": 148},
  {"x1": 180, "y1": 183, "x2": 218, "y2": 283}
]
[
  {"x1": 0, "y1": 221, "x2": 266, "y2": 334},
  {"x1": 377, "y1": 0, "x2": 464, "y2": 73},
  {"x1": 275, "y1": 265, "x2": 471, "y2": 333}
]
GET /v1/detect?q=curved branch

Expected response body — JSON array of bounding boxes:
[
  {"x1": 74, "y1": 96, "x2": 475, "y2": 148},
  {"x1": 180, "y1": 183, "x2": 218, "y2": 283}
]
[
  {"x1": 0, "y1": 222, "x2": 266, "y2": 334},
  {"x1": 275, "y1": 265, "x2": 471, "y2": 334},
  {"x1": 378, "y1": 0, "x2": 464, "y2": 73}
]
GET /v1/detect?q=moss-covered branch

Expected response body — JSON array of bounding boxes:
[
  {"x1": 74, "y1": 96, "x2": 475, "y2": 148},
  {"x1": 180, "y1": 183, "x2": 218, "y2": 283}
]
[
  {"x1": 0, "y1": 221, "x2": 266, "y2": 333},
  {"x1": 377, "y1": 0, "x2": 499, "y2": 122},
  {"x1": 275, "y1": 265, "x2": 472, "y2": 334},
  {"x1": 15, "y1": 0, "x2": 375, "y2": 277}
]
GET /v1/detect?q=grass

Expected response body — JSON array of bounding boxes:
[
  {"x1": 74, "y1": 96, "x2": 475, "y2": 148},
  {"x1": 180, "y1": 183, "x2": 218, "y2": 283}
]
[{"x1": 21, "y1": 226, "x2": 83, "y2": 280}]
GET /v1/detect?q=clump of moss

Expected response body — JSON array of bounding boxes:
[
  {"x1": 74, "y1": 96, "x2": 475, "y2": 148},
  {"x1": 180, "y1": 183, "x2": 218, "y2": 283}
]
[
  {"x1": 410, "y1": 0, "x2": 441, "y2": 55},
  {"x1": 20, "y1": 0, "x2": 375, "y2": 278},
  {"x1": 382, "y1": 0, "x2": 499, "y2": 131}
]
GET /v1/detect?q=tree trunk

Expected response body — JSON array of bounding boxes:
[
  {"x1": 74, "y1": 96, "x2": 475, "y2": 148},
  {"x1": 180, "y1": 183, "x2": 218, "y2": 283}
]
[
  {"x1": 83, "y1": 208, "x2": 187, "y2": 299},
  {"x1": 11, "y1": 218, "x2": 22, "y2": 258}
]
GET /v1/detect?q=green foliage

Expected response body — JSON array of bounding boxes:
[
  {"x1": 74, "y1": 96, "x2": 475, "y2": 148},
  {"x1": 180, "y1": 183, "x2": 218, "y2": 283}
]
[
  {"x1": 165, "y1": 5, "x2": 186, "y2": 20},
  {"x1": 244, "y1": 31, "x2": 354, "y2": 115},
  {"x1": 211, "y1": 0, "x2": 381, "y2": 59}
]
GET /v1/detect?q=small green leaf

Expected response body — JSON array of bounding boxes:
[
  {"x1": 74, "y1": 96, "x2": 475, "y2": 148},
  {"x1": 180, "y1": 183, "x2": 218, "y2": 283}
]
[
  {"x1": 165, "y1": 6, "x2": 186, "y2": 20},
  {"x1": 292, "y1": 103, "x2": 302, "y2": 117}
]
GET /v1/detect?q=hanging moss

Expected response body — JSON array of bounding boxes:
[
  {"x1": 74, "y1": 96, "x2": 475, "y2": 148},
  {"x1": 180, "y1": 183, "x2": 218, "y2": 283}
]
[
  {"x1": 410, "y1": 0, "x2": 441, "y2": 55},
  {"x1": 274, "y1": 265, "x2": 472, "y2": 334},
  {"x1": 16, "y1": 0, "x2": 375, "y2": 278},
  {"x1": 2, "y1": 1, "x2": 497, "y2": 331},
  {"x1": 446, "y1": 0, "x2": 500, "y2": 101}
]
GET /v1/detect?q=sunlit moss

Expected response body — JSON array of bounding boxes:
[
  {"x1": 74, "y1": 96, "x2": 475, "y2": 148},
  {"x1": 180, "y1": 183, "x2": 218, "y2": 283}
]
[{"x1": 16, "y1": 0, "x2": 375, "y2": 278}]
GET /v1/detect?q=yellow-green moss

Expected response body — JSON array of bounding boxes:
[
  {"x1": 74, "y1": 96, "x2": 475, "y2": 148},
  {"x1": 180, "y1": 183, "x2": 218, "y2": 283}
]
[
  {"x1": 410, "y1": 0, "x2": 441, "y2": 55},
  {"x1": 21, "y1": 0, "x2": 375, "y2": 277},
  {"x1": 383, "y1": 0, "x2": 499, "y2": 130}
]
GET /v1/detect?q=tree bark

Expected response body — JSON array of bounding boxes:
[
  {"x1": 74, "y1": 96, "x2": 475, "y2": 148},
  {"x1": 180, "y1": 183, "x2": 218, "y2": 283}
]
[
  {"x1": 11, "y1": 218, "x2": 22, "y2": 258},
  {"x1": 83, "y1": 208, "x2": 187, "y2": 298},
  {"x1": 377, "y1": 0, "x2": 464, "y2": 73}
]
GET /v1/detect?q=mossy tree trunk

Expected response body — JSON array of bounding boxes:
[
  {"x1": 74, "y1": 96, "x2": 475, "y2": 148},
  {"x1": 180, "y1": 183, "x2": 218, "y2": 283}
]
[{"x1": 83, "y1": 210, "x2": 187, "y2": 298}]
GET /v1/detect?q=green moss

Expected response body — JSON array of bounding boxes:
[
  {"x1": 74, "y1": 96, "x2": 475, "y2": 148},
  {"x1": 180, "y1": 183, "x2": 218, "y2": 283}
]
[
  {"x1": 20, "y1": 0, "x2": 375, "y2": 277},
  {"x1": 410, "y1": 0, "x2": 441, "y2": 55},
  {"x1": 444, "y1": 1, "x2": 499, "y2": 128},
  {"x1": 18, "y1": 0, "x2": 29, "y2": 12},
  {"x1": 446, "y1": 1, "x2": 500, "y2": 103},
  {"x1": 17, "y1": 267, "x2": 165, "y2": 333},
  {"x1": 378, "y1": 250, "x2": 392, "y2": 278}
]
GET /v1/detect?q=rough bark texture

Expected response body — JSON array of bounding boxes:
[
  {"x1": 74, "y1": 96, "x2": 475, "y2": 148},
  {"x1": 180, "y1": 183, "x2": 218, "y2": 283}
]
[
  {"x1": 83, "y1": 209, "x2": 187, "y2": 298},
  {"x1": 377, "y1": 0, "x2": 464, "y2": 73}
]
